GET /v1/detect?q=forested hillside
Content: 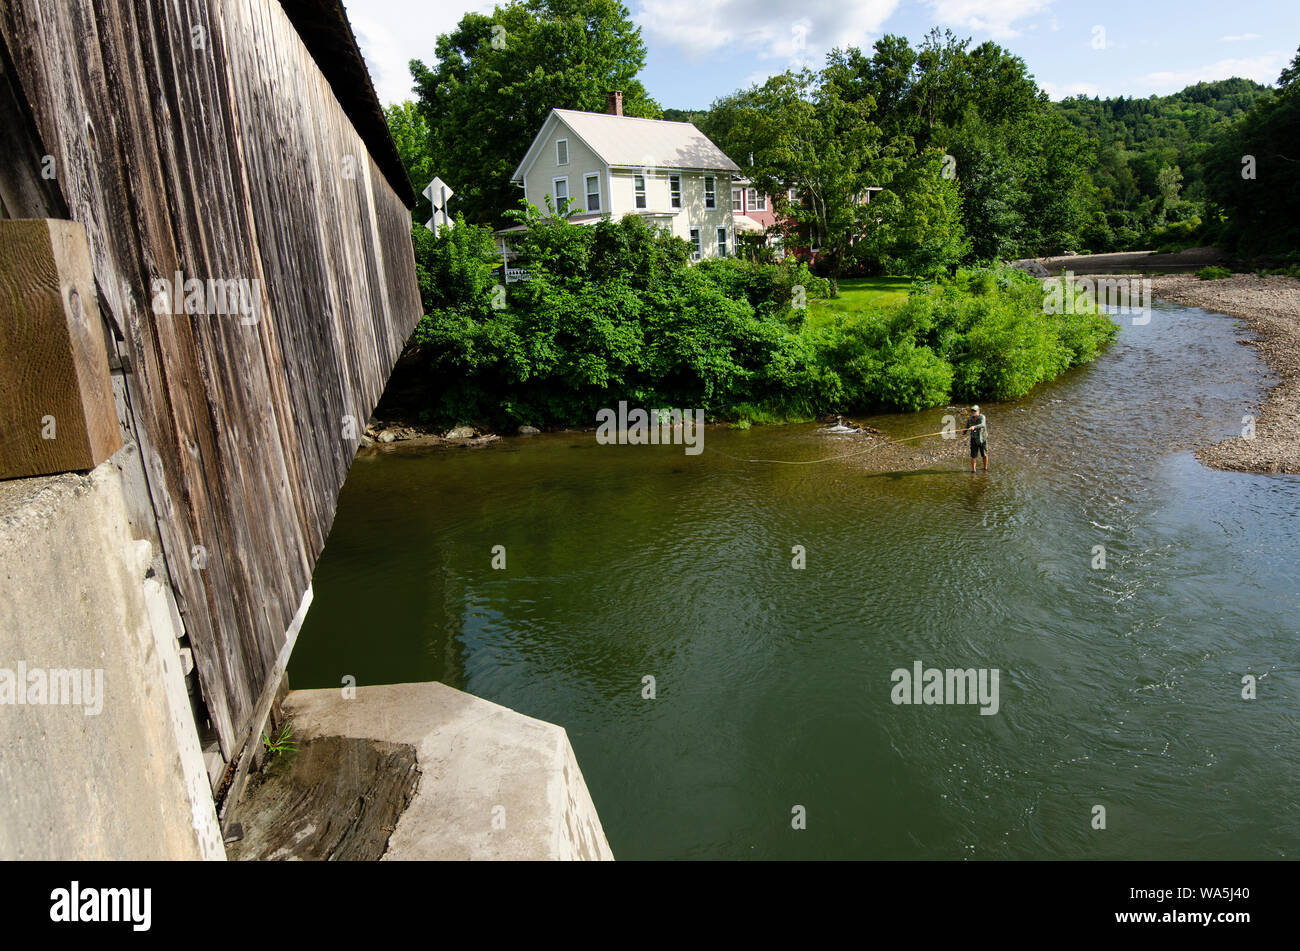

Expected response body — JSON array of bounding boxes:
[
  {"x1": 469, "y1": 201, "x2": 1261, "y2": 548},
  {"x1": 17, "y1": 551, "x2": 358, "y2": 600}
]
[{"x1": 1054, "y1": 79, "x2": 1273, "y2": 251}]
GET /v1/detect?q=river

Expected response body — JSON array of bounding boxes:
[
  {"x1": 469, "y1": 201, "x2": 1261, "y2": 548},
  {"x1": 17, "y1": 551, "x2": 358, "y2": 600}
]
[{"x1": 289, "y1": 299, "x2": 1300, "y2": 859}]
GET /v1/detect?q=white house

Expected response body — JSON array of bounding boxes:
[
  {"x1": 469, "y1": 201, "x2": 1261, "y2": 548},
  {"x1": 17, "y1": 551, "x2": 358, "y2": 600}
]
[{"x1": 503, "y1": 92, "x2": 743, "y2": 261}]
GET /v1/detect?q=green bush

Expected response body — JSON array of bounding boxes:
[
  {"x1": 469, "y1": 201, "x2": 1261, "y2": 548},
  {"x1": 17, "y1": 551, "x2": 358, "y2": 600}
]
[
  {"x1": 400, "y1": 212, "x2": 1118, "y2": 426},
  {"x1": 1197, "y1": 265, "x2": 1232, "y2": 280}
]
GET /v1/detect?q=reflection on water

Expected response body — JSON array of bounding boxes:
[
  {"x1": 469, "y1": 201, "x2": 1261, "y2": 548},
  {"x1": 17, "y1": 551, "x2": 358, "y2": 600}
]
[{"x1": 291, "y1": 302, "x2": 1300, "y2": 859}]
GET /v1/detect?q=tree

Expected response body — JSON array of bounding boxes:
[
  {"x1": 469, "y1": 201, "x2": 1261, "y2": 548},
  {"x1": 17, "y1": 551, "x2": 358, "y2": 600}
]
[
  {"x1": 863, "y1": 149, "x2": 970, "y2": 276},
  {"x1": 1201, "y1": 45, "x2": 1300, "y2": 255},
  {"x1": 385, "y1": 102, "x2": 437, "y2": 224},
  {"x1": 812, "y1": 32, "x2": 1098, "y2": 259},
  {"x1": 704, "y1": 70, "x2": 890, "y2": 294},
  {"x1": 411, "y1": 0, "x2": 659, "y2": 226}
]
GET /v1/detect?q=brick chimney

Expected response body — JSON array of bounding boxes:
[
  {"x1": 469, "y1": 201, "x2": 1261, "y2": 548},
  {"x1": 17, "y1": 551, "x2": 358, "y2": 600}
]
[{"x1": 605, "y1": 90, "x2": 624, "y2": 116}]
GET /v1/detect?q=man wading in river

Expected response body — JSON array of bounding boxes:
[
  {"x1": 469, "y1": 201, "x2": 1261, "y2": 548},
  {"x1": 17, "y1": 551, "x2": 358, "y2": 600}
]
[{"x1": 966, "y1": 405, "x2": 988, "y2": 473}]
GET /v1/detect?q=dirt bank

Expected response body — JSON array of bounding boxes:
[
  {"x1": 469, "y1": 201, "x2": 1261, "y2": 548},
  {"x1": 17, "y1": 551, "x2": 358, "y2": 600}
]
[
  {"x1": 1011, "y1": 246, "x2": 1227, "y2": 276},
  {"x1": 1146, "y1": 273, "x2": 1300, "y2": 474}
]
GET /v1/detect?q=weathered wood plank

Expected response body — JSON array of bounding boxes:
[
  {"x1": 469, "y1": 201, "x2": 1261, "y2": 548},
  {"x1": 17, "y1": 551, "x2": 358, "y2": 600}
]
[
  {"x1": 0, "y1": 218, "x2": 122, "y2": 478},
  {"x1": 0, "y1": 0, "x2": 421, "y2": 757}
]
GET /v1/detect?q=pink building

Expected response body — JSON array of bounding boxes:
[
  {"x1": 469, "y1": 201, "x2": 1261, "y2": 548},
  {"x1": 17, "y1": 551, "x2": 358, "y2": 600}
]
[
  {"x1": 731, "y1": 178, "x2": 779, "y2": 229},
  {"x1": 731, "y1": 178, "x2": 782, "y2": 254}
]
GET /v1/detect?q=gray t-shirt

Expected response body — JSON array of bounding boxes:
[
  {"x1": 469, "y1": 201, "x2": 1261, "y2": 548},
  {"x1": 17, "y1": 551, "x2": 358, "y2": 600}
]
[{"x1": 968, "y1": 414, "x2": 987, "y2": 446}]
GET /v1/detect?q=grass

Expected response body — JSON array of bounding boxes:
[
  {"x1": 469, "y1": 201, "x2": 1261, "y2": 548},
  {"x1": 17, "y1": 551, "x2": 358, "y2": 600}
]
[
  {"x1": 811, "y1": 276, "x2": 913, "y2": 314},
  {"x1": 261, "y1": 721, "x2": 296, "y2": 756}
]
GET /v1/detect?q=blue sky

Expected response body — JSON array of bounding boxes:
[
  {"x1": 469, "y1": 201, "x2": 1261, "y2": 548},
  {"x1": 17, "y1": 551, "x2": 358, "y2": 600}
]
[{"x1": 343, "y1": 0, "x2": 1299, "y2": 109}]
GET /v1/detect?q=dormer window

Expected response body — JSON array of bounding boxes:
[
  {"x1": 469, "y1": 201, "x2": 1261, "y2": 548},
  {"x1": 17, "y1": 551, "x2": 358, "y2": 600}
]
[{"x1": 556, "y1": 139, "x2": 568, "y2": 166}]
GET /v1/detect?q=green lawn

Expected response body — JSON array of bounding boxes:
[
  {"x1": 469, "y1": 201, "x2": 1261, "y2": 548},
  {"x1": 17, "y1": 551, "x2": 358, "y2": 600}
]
[{"x1": 810, "y1": 276, "x2": 913, "y2": 314}]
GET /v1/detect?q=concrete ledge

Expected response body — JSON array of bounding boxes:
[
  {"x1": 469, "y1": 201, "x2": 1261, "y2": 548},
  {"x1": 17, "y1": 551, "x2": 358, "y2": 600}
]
[
  {"x1": 283, "y1": 682, "x2": 613, "y2": 860},
  {"x1": 0, "y1": 462, "x2": 221, "y2": 859}
]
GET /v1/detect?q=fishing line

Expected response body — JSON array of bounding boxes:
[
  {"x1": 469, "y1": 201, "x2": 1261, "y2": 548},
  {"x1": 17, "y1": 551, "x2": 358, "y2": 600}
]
[{"x1": 707, "y1": 426, "x2": 980, "y2": 466}]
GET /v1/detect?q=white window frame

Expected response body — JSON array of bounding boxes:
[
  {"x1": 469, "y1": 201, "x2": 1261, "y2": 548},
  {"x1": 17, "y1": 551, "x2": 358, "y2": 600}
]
[
  {"x1": 584, "y1": 172, "x2": 602, "y2": 213},
  {"x1": 556, "y1": 138, "x2": 569, "y2": 166},
  {"x1": 669, "y1": 174, "x2": 682, "y2": 209},
  {"x1": 704, "y1": 176, "x2": 716, "y2": 209},
  {"x1": 731, "y1": 187, "x2": 743, "y2": 212},
  {"x1": 717, "y1": 226, "x2": 728, "y2": 258},
  {"x1": 689, "y1": 227, "x2": 701, "y2": 261},
  {"x1": 748, "y1": 188, "x2": 766, "y2": 211},
  {"x1": 553, "y1": 176, "x2": 570, "y2": 212},
  {"x1": 635, "y1": 174, "x2": 647, "y2": 210}
]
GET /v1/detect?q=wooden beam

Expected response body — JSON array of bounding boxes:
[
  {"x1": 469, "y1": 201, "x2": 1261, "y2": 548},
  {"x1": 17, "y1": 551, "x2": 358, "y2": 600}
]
[{"x1": 0, "y1": 218, "x2": 121, "y2": 479}]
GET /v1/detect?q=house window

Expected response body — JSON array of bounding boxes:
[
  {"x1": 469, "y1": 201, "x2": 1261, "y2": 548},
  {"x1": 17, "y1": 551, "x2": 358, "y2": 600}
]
[
  {"x1": 635, "y1": 175, "x2": 647, "y2": 209},
  {"x1": 689, "y1": 228, "x2": 701, "y2": 261},
  {"x1": 748, "y1": 189, "x2": 766, "y2": 211},
  {"x1": 669, "y1": 175, "x2": 681, "y2": 208},
  {"x1": 585, "y1": 173, "x2": 601, "y2": 212},
  {"x1": 553, "y1": 177, "x2": 569, "y2": 212},
  {"x1": 788, "y1": 187, "x2": 799, "y2": 202},
  {"x1": 556, "y1": 139, "x2": 568, "y2": 166},
  {"x1": 717, "y1": 226, "x2": 728, "y2": 257},
  {"x1": 704, "y1": 176, "x2": 716, "y2": 209},
  {"x1": 731, "y1": 188, "x2": 743, "y2": 212}
]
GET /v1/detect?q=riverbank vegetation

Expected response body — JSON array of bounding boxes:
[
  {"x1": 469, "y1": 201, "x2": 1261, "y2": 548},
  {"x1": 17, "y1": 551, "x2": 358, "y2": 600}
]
[{"x1": 397, "y1": 214, "x2": 1116, "y2": 430}]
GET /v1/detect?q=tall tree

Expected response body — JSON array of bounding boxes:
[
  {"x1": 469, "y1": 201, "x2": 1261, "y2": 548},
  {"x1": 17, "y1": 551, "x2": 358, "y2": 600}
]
[
  {"x1": 384, "y1": 102, "x2": 437, "y2": 224},
  {"x1": 1202, "y1": 45, "x2": 1300, "y2": 254},
  {"x1": 411, "y1": 0, "x2": 660, "y2": 225},
  {"x1": 863, "y1": 148, "x2": 970, "y2": 276},
  {"x1": 810, "y1": 32, "x2": 1097, "y2": 259},
  {"x1": 705, "y1": 70, "x2": 890, "y2": 294}
]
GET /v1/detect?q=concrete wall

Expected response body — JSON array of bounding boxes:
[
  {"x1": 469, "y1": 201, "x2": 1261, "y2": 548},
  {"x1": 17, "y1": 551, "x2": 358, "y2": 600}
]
[
  {"x1": 0, "y1": 463, "x2": 222, "y2": 859},
  {"x1": 284, "y1": 682, "x2": 613, "y2": 860}
]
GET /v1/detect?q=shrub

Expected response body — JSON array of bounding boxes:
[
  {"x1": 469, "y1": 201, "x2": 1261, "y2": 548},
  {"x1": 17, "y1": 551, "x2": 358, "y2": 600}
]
[{"x1": 399, "y1": 210, "x2": 1117, "y2": 426}]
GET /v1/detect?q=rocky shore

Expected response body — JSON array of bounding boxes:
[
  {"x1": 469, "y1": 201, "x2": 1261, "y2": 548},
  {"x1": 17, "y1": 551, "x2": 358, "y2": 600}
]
[
  {"x1": 359, "y1": 419, "x2": 515, "y2": 451},
  {"x1": 1147, "y1": 273, "x2": 1300, "y2": 474}
]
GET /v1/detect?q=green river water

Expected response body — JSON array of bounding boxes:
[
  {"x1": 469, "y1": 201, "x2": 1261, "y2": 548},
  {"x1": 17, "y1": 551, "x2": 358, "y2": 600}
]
[{"x1": 290, "y1": 300, "x2": 1299, "y2": 859}]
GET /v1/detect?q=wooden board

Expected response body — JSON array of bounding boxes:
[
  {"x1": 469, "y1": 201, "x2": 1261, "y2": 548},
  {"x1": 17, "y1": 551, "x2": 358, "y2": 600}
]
[
  {"x1": 0, "y1": 0, "x2": 422, "y2": 756},
  {"x1": 0, "y1": 218, "x2": 121, "y2": 478}
]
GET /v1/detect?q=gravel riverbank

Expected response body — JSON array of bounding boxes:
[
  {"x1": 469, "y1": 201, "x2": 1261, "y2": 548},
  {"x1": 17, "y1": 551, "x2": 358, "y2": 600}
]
[{"x1": 1146, "y1": 273, "x2": 1300, "y2": 474}]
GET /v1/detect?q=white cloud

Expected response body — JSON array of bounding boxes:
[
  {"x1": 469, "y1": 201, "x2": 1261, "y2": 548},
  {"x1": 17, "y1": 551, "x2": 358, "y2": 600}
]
[
  {"x1": 342, "y1": 0, "x2": 495, "y2": 106},
  {"x1": 926, "y1": 0, "x2": 1053, "y2": 40},
  {"x1": 634, "y1": 0, "x2": 900, "y2": 62},
  {"x1": 1139, "y1": 52, "x2": 1287, "y2": 92},
  {"x1": 1220, "y1": 33, "x2": 1263, "y2": 43}
]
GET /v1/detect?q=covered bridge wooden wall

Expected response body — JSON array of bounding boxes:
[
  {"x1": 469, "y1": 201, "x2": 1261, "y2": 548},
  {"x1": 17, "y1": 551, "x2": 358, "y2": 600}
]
[{"x1": 0, "y1": 0, "x2": 423, "y2": 758}]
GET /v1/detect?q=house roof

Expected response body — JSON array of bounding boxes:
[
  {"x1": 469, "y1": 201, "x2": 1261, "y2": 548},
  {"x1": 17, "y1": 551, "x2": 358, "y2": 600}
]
[{"x1": 512, "y1": 109, "x2": 742, "y2": 182}]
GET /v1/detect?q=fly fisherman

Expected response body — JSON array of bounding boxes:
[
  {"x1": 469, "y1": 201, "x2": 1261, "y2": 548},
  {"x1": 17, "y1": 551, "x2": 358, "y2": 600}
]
[{"x1": 966, "y1": 405, "x2": 988, "y2": 472}]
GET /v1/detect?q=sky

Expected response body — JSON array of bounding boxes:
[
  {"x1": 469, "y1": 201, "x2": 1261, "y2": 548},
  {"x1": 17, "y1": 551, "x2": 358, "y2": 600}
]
[{"x1": 341, "y1": 0, "x2": 1300, "y2": 110}]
